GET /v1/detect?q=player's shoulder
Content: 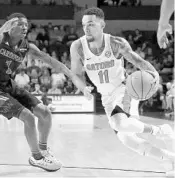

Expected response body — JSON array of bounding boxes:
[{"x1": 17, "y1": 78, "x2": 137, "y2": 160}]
[
  {"x1": 110, "y1": 35, "x2": 131, "y2": 52},
  {"x1": 70, "y1": 38, "x2": 84, "y2": 59},
  {"x1": 71, "y1": 38, "x2": 82, "y2": 50},
  {"x1": 110, "y1": 35, "x2": 128, "y2": 45}
]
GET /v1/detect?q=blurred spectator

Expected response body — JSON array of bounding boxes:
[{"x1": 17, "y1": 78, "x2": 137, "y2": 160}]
[
  {"x1": 133, "y1": 29, "x2": 143, "y2": 46},
  {"x1": 31, "y1": 83, "x2": 43, "y2": 94},
  {"x1": 141, "y1": 41, "x2": 149, "y2": 53},
  {"x1": 27, "y1": 59, "x2": 42, "y2": 85},
  {"x1": 145, "y1": 47, "x2": 153, "y2": 61},
  {"x1": 14, "y1": 68, "x2": 30, "y2": 89},
  {"x1": 135, "y1": 46, "x2": 145, "y2": 58},
  {"x1": 58, "y1": 25, "x2": 66, "y2": 41},
  {"x1": 51, "y1": 68, "x2": 66, "y2": 89},
  {"x1": 49, "y1": 26, "x2": 61, "y2": 45},
  {"x1": 165, "y1": 82, "x2": 174, "y2": 113},
  {"x1": 39, "y1": 67, "x2": 52, "y2": 90},
  {"x1": 60, "y1": 51, "x2": 70, "y2": 68},
  {"x1": 118, "y1": 0, "x2": 128, "y2": 6},
  {"x1": 36, "y1": 28, "x2": 50, "y2": 44},
  {"x1": 62, "y1": 26, "x2": 78, "y2": 47},
  {"x1": 51, "y1": 50, "x2": 58, "y2": 60},
  {"x1": 48, "y1": 85, "x2": 62, "y2": 94},
  {"x1": 127, "y1": 34, "x2": 135, "y2": 49},
  {"x1": 27, "y1": 27, "x2": 38, "y2": 44},
  {"x1": 63, "y1": 80, "x2": 75, "y2": 94}
]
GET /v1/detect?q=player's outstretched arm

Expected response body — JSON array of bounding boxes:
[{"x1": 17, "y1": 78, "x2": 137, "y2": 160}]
[
  {"x1": 159, "y1": 0, "x2": 174, "y2": 26},
  {"x1": 157, "y1": 0, "x2": 174, "y2": 48},
  {"x1": 117, "y1": 37, "x2": 159, "y2": 93},
  {"x1": 70, "y1": 40, "x2": 93, "y2": 100},
  {"x1": 28, "y1": 43, "x2": 87, "y2": 94}
]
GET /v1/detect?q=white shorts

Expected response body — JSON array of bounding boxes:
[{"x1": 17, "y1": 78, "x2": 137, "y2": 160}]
[{"x1": 101, "y1": 84, "x2": 139, "y2": 120}]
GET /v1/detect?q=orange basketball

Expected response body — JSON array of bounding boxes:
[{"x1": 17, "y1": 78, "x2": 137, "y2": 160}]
[{"x1": 126, "y1": 71, "x2": 158, "y2": 101}]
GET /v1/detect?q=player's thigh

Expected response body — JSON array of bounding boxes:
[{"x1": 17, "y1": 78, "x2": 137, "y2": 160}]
[
  {"x1": 103, "y1": 87, "x2": 131, "y2": 133},
  {"x1": 11, "y1": 85, "x2": 41, "y2": 112},
  {"x1": 0, "y1": 92, "x2": 24, "y2": 119},
  {"x1": 103, "y1": 86, "x2": 126, "y2": 123}
]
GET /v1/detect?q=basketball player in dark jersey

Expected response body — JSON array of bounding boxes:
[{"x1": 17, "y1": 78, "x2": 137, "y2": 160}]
[{"x1": 0, "y1": 13, "x2": 91, "y2": 171}]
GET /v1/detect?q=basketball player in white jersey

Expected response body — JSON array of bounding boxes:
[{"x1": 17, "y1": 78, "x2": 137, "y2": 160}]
[
  {"x1": 157, "y1": 0, "x2": 174, "y2": 48},
  {"x1": 70, "y1": 7, "x2": 175, "y2": 175}
]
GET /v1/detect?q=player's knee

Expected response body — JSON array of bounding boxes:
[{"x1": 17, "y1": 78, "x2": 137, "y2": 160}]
[
  {"x1": 33, "y1": 103, "x2": 51, "y2": 121},
  {"x1": 110, "y1": 113, "x2": 129, "y2": 132},
  {"x1": 109, "y1": 105, "x2": 130, "y2": 131},
  {"x1": 19, "y1": 108, "x2": 35, "y2": 128}
]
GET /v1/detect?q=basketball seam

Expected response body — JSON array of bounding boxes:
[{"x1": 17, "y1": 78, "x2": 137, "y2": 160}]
[
  {"x1": 128, "y1": 92, "x2": 139, "y2": 100},
  {"x1": 130, "y1": 75, "x2": 139, "y2": 100},
  {"x1": 145, "y1": 82, "x2": 154, "y2": 100},
  {"x1": 141, "y1": 71, "x2": 143, "y2": 100}
]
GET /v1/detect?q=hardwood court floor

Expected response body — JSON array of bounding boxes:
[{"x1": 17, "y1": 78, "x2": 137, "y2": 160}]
[{"x1": 0, "y1": 113, "x2": 174, "y2": 178}]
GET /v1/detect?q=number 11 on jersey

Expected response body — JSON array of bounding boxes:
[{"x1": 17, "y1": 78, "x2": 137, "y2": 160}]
[{"x1": 98, "y1": 69, "x2": 109, "y2": 84}]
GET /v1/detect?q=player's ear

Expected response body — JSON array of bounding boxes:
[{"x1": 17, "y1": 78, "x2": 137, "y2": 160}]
[{"x1": 101, "y1": 20, "x2": 106, "y2": 29}]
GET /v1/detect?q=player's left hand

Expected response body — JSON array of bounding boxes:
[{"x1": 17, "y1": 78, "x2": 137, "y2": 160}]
[
  {"x1": 83, "y1": 86, "x2": 94, "y2": 100},
  {"x1": 157, "y1": 23, "x2": 172, "y2": 49}
]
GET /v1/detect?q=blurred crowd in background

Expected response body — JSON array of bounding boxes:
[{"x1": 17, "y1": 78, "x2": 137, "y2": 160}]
[{"x1": 0, "y1": 0, "x2": 174, "y2": 119}]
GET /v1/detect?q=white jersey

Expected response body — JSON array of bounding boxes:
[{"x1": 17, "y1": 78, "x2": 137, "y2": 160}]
[{"x1": 80, "y1": 33, "x2": 125, "y2": 96}]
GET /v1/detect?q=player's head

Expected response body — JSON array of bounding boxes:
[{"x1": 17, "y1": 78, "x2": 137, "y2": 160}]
[
  {"x1": 7, "y1": 12, "x2": 28, "y2": 39},
  {"x1": 82, "y1": 7, "x2": 105, "y2": 42}
]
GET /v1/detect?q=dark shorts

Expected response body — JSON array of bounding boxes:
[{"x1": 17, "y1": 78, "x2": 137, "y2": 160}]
[{"x1": 0, "y1": 80, "x2": 41, "y2": 119}]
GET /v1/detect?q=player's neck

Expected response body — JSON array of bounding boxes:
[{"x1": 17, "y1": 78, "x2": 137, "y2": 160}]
[
  {"x1": 89, "y1": 33, "x2": 104, "y2": 50},
  {"x1": 10, "y1": 37, "x2": 21, "y2": 47},
  {"x1": 8, "y1": 33, "x2": 21, "y2": 47}
]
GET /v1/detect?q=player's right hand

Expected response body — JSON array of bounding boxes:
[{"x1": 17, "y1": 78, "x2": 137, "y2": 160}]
[
  {"x1": 145, "y1": 70, "x2": 160, "y2": 97},
  {"x1": 83, "y1": 86, "x2": 94, "y2": 100},
  {"x1": 0, "y1": 18, "x2": 18, "y2": 33},
  {"x1": 157, "y1": 23, "x2": 172, "y2": 49}
]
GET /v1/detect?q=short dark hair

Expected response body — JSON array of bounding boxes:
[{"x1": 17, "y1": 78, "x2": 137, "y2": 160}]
[
  {"x1": 83, "y1": 7, "x2": 105, "y2": 20},
  {"x1": 7, "y1": 12, "x2": 26, "y2": 21}
]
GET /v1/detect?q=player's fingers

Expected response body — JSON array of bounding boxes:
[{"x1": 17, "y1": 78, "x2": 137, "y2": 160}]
[
  {"x1": 86, "y1": 86, "x2": 94, "y2": 92},
  {"x1": 159, "y1": 35, "x2": 168, "y2": 49},
  {"x1": 87, "y1": 94, "x2": 93, "y2": 100},
  {"x1": 167, "y1": 24, "x2": 173, "y2": 35},
  {"x1": 88, "y1": 86, "x2": 94, "y2": 91}
]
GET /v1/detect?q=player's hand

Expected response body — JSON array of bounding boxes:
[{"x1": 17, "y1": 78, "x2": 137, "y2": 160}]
[
  {"x1": 157, "y1": 23, "x2": 172, "y2": 49},
  {"x1": 0, "y1": 18, "x2": 18, "y2": 33},
  {"x1": 145, "y1": 70, "x2": 160, "y2": 97},
  {"x1": 83, "y1": 86, "x2": 94, "y2": 100}
]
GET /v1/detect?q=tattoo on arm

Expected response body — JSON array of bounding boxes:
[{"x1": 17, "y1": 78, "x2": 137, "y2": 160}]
[{"x1": 119, "y1": 38, "x2": 156, "y2": 72}]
